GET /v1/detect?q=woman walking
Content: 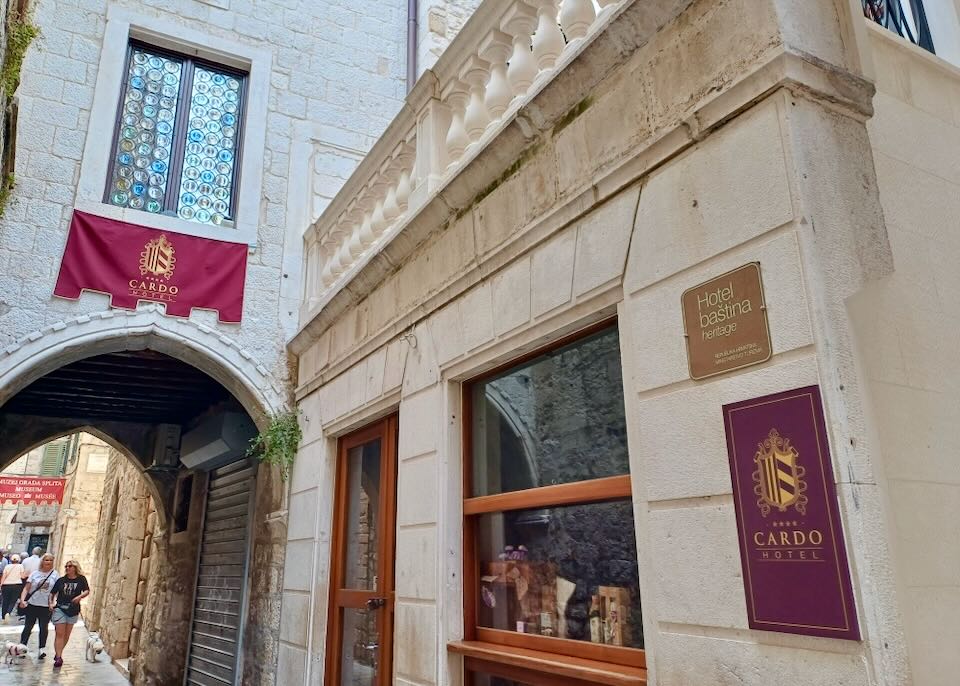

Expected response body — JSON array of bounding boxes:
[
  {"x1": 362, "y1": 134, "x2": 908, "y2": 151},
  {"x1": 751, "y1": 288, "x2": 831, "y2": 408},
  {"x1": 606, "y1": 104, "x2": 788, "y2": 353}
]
[
  {"x1": 49, "y1": 560, "x2": 89, "y2": 668},
  {"x1": 18, "y1": 553, "x2": 58, "y2": 659},
  {"x1": 0, "y1": 554, "x2": 23, "y2": 621}
]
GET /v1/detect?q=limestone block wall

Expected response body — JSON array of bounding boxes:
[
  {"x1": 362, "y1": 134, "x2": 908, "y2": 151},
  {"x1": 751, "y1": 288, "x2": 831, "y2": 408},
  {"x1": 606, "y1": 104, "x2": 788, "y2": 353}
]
[
  {"x1": 852, "y1": 23, "x2": 960, "y2": 686},
  {"x1": 417, "y1": 0, "x2": 482, "y2": 74},
  {"x1": 49, "y1": 434, "x2": 109, "y2": 575},
  {"x1": 89, "y1": 449, "x2": 154, "y2": 661},
  {"x1": 0, "y1": 0, "x2": 412, "y2": 387},
  {"x1": 284, "y1": 1, "x2": 910, "y2": 684}
]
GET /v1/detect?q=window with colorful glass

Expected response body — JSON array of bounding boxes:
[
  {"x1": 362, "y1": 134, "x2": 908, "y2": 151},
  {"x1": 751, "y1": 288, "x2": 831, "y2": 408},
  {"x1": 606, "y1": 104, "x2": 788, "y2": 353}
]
[{"x1": 106, "y1": 42, "x2": 245, "y2": 227}]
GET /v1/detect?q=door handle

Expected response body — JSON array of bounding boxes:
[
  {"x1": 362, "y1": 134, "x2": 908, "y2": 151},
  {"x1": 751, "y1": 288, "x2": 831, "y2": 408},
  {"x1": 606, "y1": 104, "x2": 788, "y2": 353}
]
[{"x1": 365, "y1": 597, "x2": 387, "y2": 610}]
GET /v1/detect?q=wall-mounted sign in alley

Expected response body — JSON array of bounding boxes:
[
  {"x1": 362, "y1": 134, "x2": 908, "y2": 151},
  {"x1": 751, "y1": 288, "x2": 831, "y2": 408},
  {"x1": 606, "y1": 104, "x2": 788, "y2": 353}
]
[
  {"x1": 681, "y1": 262, "x2": 771, "y2": 380},
  {"x1": 54, "y1": 210, "x2": 248, "y2": 323},
  {"x1": 0, "y1": 477, "x2": 65, "y2": 505},
  {"x1": 723, "y1": 385, "x2": 860, "y2": 640}
]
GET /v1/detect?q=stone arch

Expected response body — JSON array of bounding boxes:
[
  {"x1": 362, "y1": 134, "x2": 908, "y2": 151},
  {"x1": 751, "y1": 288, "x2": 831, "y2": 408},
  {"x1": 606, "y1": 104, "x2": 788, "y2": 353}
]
[
  {"x1": 0, "y1": 306, "x2": 289, "y2": 685},
  {"x1": 0, "y1": 306, "x2": 287, "y2": 428},
  {"x1": 0, "y1": 422, "x2": 170, "y2": 521}
]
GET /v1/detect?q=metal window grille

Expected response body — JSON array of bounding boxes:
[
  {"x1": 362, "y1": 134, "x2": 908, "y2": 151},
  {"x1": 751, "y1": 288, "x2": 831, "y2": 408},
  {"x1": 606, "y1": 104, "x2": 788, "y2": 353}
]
[
  {"x1": 863, "y1": 0, "x2": 936, "y2": 53},
  {"x1": 105, "y1": 41, "x2": 248, "y2": 227}
]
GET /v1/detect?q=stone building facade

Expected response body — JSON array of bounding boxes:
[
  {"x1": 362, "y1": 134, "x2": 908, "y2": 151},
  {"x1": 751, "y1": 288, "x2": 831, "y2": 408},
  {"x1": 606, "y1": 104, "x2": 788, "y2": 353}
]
[
  {"x1": 282, "y1": 1, "x2": 960, "y2": 685},
  {"x1": 87, "y1": 448, "x2": 157, "y2": 671},
  {"x1": 0, "y1": 0, "x2": 474, "y2": 684},
  {"x1": 48, "y1": 432, "x2": 109, "y2": 575}
]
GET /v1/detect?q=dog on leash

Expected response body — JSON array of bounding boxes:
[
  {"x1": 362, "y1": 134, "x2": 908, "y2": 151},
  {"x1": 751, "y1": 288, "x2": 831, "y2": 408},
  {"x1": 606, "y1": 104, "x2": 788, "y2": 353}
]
[
  {"x1": 85, "y1": 632, "x2": 104, "y2": 663},
  {"x1": 4, "y1": 641, "x2": 27, "y2": 665}
]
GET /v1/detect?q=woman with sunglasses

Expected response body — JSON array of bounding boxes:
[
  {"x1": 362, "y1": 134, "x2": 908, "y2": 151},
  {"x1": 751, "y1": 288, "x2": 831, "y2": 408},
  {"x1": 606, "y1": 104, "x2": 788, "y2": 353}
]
[{"x1": 49, "y1": 560, "x2": 89, "y2": 668}]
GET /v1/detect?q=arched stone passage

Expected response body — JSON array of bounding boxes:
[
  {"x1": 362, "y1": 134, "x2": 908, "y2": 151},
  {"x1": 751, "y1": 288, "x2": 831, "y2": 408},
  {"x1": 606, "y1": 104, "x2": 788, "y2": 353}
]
[
  {"x1": 0, "y1": 307, "x2": 286, "y2": 427},
  {"x1": 0, "y1": 418, "x2": 173, "y2": 522},
  {"x1": 0, "y1": 308, "x2": 290, "y2": 685}
]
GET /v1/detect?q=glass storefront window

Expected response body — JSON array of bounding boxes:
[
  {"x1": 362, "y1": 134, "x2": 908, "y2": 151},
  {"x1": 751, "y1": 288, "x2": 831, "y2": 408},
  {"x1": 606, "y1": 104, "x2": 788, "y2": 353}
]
[
  {"x1": 461, "y1": 322, "x2": 645, "y2": 673},
  {"x1": 470, "y1": 327, "x2": 629, "y2": 497},
  {"x1": 475, "y1": 500, "x2": 643, "y2": 648}
]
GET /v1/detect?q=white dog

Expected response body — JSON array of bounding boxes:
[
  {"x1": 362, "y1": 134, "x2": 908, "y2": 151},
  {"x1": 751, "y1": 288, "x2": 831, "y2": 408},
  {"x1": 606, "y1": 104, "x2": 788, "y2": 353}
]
[
  {"x1": 85, "y1": 632, "x2": 104, "y2": 663},
  {"x1": 3, "y1": 641, "x2": 27, "y2": 665}
]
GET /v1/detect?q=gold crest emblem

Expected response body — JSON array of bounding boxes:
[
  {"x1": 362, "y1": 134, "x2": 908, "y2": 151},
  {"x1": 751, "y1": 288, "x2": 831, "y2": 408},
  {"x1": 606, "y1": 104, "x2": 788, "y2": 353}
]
[
  {"x1": 139, "y1": 235, "x2": 176, "y2": 280},
  {"x1": 752, "y1": 428, "x2": 807, "y2": 517}
]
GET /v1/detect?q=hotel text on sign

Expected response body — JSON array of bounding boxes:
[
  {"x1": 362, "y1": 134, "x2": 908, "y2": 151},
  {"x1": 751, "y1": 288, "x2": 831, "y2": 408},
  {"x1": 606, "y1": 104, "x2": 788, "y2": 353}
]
[
  {"x1": 681, "y1": 262, "x2": 771, "y2": 380},
  {"x1": 723, "y1": 385, "x2": 860, "y2": 640}
]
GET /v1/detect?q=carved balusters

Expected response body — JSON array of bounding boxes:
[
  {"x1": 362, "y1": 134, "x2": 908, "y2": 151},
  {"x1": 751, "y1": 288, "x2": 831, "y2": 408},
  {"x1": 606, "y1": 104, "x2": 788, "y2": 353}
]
[
  {"x1": 529, "y1": 0, "x2": 565, "y2": 71},
  {"x1": 319, "y1": 239, "x2": 335, "y2": 288},
  {"x1": 381, "y1": 160, "x2": 401, "y2": 224},
  {"x1": 480, "y1": 29, "x2": 513, "y2": 120},
  {"x1": 443, "y1": 80, "x2": 470, "y2": 165},
  {"x1": 560, "y1": 0, "x2": 596, "y2": 41},
  {"x1": 395, "y1": 144, "x2": 415, "y2": 213},
  {"x1": 306, "y1": 0, "x2": 625, "y2": 303},
  {"x1": 460, "y1": 56, "x2": 491, "y2": 143},
  {"x1": 502, "y1": 1, "x2": 538, "y2": 98}
]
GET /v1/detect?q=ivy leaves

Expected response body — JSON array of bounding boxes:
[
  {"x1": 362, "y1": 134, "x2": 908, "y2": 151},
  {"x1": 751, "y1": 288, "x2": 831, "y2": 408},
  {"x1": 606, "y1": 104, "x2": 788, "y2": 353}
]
[{"x1": 247, "y1": 410, "x2": 301, "y2": 482}]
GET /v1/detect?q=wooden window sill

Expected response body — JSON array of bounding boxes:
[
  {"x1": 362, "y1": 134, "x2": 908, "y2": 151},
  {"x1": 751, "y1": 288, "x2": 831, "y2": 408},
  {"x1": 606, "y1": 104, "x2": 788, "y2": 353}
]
[{"x1": 448, "y1": 641, "x2": 648, "y2": 686}]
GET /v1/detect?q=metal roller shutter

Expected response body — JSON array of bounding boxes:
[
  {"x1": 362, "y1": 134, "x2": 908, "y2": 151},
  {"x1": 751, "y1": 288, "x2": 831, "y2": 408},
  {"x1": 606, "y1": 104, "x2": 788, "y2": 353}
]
[{"x1": 184, "y1": 460, "x2": 255, "y2": 686}]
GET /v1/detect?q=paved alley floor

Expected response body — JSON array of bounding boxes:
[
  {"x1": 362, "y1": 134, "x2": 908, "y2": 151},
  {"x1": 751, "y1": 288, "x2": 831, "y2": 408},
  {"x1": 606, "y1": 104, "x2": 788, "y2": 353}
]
[{"x1": 0, "y1": 617, "x2": 129, "y2": 685}]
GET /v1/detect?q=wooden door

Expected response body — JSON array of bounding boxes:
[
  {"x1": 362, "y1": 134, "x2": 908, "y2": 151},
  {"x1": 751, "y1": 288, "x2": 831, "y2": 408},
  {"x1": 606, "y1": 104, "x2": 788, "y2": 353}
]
[{"x1": 325, "y1": 416, "x2": 398, "y2": 686}]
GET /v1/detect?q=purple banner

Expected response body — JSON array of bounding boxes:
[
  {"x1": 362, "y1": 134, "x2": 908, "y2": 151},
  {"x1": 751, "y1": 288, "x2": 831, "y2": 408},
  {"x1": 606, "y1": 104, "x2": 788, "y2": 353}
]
[{"x1": 723, "y1": 385, "x2": 860, "y2": 640}]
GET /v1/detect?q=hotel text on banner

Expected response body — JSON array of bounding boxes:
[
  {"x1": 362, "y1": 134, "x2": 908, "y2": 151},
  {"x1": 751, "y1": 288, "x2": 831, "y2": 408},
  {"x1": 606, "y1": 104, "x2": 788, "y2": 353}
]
[{"x1": 54, "y1": 210, "x2": 247, "y2": 323}]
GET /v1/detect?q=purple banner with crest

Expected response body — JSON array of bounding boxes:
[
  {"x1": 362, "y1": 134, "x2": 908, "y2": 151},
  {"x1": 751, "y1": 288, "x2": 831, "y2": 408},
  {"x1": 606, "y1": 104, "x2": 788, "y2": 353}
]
[{"x1": 723, "y1": 385, "x2": 860, "y2": 640}]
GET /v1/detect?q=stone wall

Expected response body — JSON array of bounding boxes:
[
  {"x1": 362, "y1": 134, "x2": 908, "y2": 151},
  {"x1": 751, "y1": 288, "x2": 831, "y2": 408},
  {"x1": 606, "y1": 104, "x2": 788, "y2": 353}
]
[
  {"x1": 417, "y1": 0, "x2": 482, "y2": 73},
  {"x1": 88, "y1": 447, "x2": 212, "y2": 686},
  {"x1": 284, "y1": 1, "x2": 914, "y2": 684},
  {"x1": 0, "y1": 0, "x2": 411, "y2": 366},
  {"x1": 853, "y1": 22, "x2": 960, "y2": 686},
  {"x1": 241, "y1": 461, "x2": 287, "y2": 686},
  {"x1": 49, "y1": 433, "x2": 109, "y2": 576},
  {"x1": 88, "y1": 449, "x2": 156, "y2": 662}
]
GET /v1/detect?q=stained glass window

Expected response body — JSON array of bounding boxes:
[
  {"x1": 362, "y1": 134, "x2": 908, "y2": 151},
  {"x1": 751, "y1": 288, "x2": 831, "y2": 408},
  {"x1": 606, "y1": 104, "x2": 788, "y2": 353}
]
[
  {"x1": 107, "y1": 42, "x2": 246, "y2": 227},
  {"x1": 177, "y1": 66, "x2": 242, "y2": 225},
  {"x1": 108, "y1": 48, "x2": 183, "y2": 214}
]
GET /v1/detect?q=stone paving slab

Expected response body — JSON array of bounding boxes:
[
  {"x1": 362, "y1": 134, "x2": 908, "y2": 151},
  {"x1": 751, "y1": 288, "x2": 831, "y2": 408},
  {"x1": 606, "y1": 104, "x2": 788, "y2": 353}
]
[{"x1": 0, "y1": 618, "x2": 130, "y2": 685}]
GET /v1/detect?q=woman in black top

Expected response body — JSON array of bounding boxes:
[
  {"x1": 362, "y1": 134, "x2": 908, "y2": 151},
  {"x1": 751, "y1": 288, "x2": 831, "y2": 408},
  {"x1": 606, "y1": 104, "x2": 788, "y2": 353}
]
[{"x1": 49, "y1": 560, "x2": 89, "y2": 668}]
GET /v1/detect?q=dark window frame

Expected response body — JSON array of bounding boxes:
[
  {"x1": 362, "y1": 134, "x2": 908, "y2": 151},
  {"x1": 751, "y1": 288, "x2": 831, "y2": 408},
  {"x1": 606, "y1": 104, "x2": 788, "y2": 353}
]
[
  {"x1": 104, "y1": 39, "x2": 249, "y2": 225},
  {"x1": 458, "y1": 319, "x2": 646, "y2": 675}
]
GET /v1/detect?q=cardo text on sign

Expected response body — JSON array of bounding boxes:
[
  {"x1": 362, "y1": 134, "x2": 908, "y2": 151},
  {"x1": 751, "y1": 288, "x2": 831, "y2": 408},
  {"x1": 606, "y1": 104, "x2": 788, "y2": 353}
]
[{"x1": 681, "y1": 262, "x2": 772, "y2": 380}]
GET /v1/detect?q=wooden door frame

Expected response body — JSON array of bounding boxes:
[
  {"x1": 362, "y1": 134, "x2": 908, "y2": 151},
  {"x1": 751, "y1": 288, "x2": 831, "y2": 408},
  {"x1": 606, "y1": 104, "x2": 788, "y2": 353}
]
[{"x1": 324, "y1": 415, "x2": 399, "y2": 686}]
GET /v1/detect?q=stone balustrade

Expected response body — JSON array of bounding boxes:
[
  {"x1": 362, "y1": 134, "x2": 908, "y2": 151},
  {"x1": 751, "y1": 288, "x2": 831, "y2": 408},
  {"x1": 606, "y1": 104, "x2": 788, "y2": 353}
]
[{"x1": 301, "y1": 0, "x2": 625, "y2": 318}]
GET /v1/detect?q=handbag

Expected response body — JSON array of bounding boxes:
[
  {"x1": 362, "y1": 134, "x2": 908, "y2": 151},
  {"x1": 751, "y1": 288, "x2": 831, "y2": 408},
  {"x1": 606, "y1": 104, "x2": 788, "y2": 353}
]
[
  {"x1": 56, "y1": 577, "x2": 85, "y2": 616},
  {"x1": 23, "y1": 571, "x2": 54, "y2": 603}
]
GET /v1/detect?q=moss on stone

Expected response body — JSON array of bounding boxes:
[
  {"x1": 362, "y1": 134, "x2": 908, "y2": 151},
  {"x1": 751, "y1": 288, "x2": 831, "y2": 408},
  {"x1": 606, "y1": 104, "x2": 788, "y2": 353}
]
[
  {"x1": 552, "y1": 95, "x2": 594, "y2": 136},
  {"x1": 456, "y1": 141, "x2": 545, "y2": 220},
  {"x1": 0, "y1": 173, "x2": 14, "y2": 218},
  {"x1": 1, "y1": 11, "x2": 39, "y2": 97}
]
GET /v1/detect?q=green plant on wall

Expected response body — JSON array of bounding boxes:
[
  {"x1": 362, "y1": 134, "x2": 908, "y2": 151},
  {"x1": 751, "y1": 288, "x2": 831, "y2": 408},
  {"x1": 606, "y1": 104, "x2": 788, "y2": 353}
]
[
  {"x1": 0, "y1": 173, "x2": 14, "y2": 218},
  {"x1": 247, "y1": 410, "x2": 302, "y2": 481},
  {"x1": 2, "y1": 10, "x2": 39, "y2": 97}
]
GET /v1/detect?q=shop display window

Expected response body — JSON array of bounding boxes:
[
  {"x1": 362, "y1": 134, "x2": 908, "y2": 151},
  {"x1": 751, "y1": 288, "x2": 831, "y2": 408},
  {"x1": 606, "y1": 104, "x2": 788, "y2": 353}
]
[
  {"x1": 459, "y1": 322, "x2": 645, "y2": 679},
  {"x1": 476, "y1": 501, "x2": 642, "y2": 647}
]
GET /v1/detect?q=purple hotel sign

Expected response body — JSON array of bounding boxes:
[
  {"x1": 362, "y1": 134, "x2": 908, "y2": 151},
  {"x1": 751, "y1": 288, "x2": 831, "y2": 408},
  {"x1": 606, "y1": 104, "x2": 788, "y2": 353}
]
[{"x1": 723, "y1": 385, "x2": 860, "y2": 640}]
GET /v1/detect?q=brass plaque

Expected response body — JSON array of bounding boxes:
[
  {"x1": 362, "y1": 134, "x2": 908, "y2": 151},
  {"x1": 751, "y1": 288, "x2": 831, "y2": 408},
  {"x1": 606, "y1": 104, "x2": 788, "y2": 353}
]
[{"x1": 682, "y1": 262, "x2": 771, "y2": 380}]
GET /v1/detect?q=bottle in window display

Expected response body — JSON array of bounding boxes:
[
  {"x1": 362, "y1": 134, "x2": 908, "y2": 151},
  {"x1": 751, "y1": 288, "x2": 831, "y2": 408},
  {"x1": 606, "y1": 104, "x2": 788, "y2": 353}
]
[
  {"x1": 599, "y1": 586, "x2": 632, "y2": 647},
  {"x1": 589, "y1": 595, "x2": 603, "y2": 643}
]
